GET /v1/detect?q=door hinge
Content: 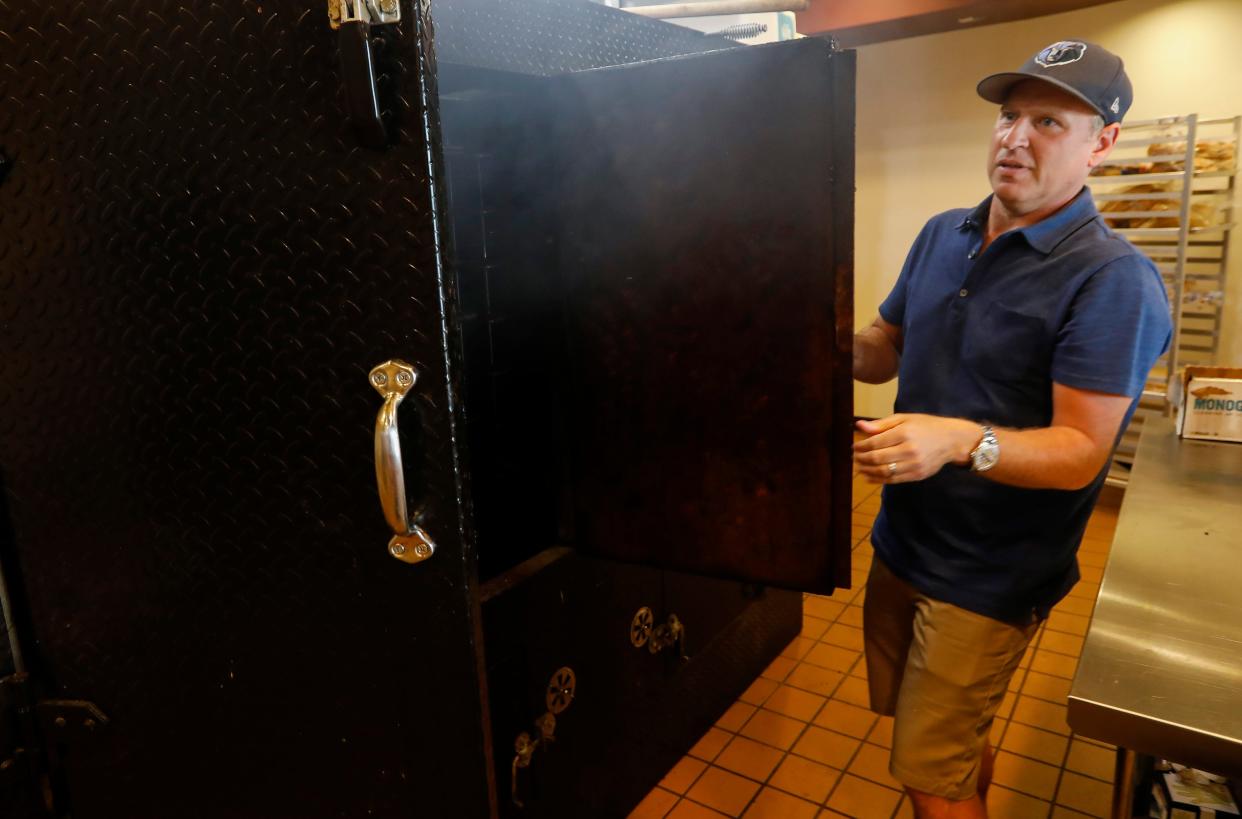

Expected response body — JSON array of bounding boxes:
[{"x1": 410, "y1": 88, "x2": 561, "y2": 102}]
[{"x1": 0, "y1": 672, "x2": 110, "y2": 811}]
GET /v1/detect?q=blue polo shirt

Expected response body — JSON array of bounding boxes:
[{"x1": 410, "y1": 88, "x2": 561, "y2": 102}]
[{"x1": 872, "y1": 188, "x2": 1171, "y2": 624}]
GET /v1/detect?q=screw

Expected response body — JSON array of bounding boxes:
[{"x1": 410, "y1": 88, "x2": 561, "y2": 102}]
[
  {"x1": 372, "y1": 372, "x2": 388, "y2": 386},
  {"x1": 414, "y1": 542, "x2": 431, "y2": 558},
  {"x1": 54, "y1": 717, "x2": 66, "y2": 729},
  {"x1": 396, "y1": 371, "x2": 412, "y2": 387},
  {"x1": 390, "y1": 542, "x2": 407, "y2": 557}
]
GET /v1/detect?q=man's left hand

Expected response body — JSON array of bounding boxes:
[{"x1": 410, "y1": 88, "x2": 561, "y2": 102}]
[{"x1": 853, "y1": 414, "x2": 982, "y2": 484}]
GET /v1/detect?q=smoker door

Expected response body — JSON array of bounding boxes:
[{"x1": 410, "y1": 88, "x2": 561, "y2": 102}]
[
  {"x1": 0, "y1": 3, "x2": 495, "y2": 818},
  {"x1": 556, "y1": 40, "x2": 855, "y2": 593}
]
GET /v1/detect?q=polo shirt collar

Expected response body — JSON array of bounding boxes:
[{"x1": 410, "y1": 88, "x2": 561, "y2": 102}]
[{"x1": 956, "y1": 187, "x2": 1100, "y2": 255}]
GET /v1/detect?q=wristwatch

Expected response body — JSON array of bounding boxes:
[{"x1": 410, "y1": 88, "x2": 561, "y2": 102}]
[{"x1": 970, "y1": 425, "x2": 1000, "y2": 472}]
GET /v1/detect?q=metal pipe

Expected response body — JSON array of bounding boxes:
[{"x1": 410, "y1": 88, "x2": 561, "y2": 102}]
[{"x1": 624, "y1": 0, "x2": 807, "y2": 19}]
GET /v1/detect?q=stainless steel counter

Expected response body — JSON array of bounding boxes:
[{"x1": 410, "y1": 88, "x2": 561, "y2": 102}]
[{"x1": 1068, "y1": 416, "x2": 1242, "y2": 777}]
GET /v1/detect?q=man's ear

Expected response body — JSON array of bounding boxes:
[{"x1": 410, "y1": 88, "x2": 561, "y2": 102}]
[{"x1": 1087, "y1": 123, "x2": 1121, "y2": 169}]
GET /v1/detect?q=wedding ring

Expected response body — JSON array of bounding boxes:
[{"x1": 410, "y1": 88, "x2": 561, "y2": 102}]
[{"x1": 887, "y1": 462, "x2": 898, "y2": 476}]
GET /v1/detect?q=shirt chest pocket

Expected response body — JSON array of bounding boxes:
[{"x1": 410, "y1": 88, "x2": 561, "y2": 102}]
[{"x1": 962, "y1": 302, "x2": 1052, "y2": 381}]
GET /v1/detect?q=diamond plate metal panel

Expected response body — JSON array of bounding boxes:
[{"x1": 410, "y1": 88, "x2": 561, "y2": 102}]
[
  {"x1": 431, "y1": 0, "x2": 738, "y2": 75},
  {"x1": 0, "y1": 1, "x2": 493, "y2": 816}
]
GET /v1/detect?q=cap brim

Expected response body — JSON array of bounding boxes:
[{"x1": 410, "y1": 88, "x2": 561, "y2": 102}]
[{"x1": 976, "y1": 71, "x2": 1108, "y2": 120}]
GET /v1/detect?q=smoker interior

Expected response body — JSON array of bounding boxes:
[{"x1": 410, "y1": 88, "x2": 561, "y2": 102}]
[{"x1": 433, "y1": 0, "x2": 741, "y2": 584}]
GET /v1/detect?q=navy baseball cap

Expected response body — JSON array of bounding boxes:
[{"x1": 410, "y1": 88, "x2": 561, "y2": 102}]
[{"x1": 977, "y1": 40, "x2": 1133, "y2": 125}]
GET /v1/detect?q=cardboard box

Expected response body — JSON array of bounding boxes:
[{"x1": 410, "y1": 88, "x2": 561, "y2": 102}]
[{"x1": 1176, "y1": 366, "x2": 1242, "y2": 444}]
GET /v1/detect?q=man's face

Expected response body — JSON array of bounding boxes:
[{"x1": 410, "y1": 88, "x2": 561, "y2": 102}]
[{"x1": 987, "y1": 80, "x2": 1117, "y2": 216}]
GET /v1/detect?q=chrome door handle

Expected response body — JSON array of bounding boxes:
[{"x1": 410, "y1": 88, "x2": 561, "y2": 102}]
[{"x1": 369, "y1": 360, "x2": 436, "y2": 564}]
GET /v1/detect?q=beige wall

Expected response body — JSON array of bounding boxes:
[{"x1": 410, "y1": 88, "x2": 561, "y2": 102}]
[{"x1": 848, "y1": 0, "x2": 1242, "y2": 418}]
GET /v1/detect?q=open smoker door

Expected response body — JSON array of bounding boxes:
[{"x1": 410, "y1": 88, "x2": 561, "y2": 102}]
[
  {"x1": 0, "y1": 2, "x2": 495, "y2": 817},
  {"x1": 556, "y1": 40, "x2": 855, "y2": 593}
]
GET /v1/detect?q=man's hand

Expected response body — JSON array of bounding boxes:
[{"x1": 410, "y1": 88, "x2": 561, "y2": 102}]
[{"x1": 853, "y1": 414, "x2": 982, "y2": 484}]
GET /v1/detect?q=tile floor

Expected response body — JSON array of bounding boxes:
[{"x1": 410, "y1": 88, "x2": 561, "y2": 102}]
[{"x1": 629, "y1": 466, "x2": 1121, "y2": 819}]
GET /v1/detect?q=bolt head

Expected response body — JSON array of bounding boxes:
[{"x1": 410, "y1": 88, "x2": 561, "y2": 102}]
[
  {"x1": 396, "y1": 371, "x2": 412, "y2": 386},
  {"x1": 372, "y1": 372, "x2": 388, "y2": 386},
  {"x1": 414, "y1": 542, "x2": 431, "y2": 557},
  {"x1": 390, "y1": 542, "x2": 407, "y2": 556}
]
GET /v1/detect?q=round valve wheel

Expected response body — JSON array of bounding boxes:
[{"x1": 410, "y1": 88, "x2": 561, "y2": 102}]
[
  {"x1": 546, "y1": 666, "x2": 576, "y2": 715},
  {"x1": 630, "y1": 606, "x2": 654, "y2": 648}
]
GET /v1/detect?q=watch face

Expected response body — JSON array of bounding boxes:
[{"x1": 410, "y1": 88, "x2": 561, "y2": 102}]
[{"x1": 973, "y1": 441, "x2": 999, "y2": 472}]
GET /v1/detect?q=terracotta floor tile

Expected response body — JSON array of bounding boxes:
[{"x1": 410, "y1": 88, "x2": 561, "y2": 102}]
[
  {"x1": 765, "y1": 685, "x2": 827, "y2": 722},
  {"x1": 1053, "y1": 595, "x2": 1094, "y2": 618},
  {"x1": 813, "y1": 698, "x2": 877, "y2": 739},
  {"x1": 1030, "y1": 650, "x2": 1078, "y2": 680},
  {"x1": 1046, "y1": 611, "x2": 1090, "y2": 637},
  {"x1": 1000, "y1": 721, "x2": 1070, "y2": 767},
  {"x1": 781, "y1": 636, "x2": 817, "y2": 661},
  {"x1": 802, "y1": 616, "x2": 831, "y2": 641},
  {"x1": 837, "y1": 605, "x2": 864, "y2": 628},
  {"x1": 740, "y1": 677, "x2": 779, "y2": 707},
  {"x1": 804, "y1": 642, "x2": 859, "y2": 673},
  {"x1": 1040, "y1": 630, "x2": 1085, "y2": 657},
  {"x1": 740, "y1": 709, "x2": 806, "y2": 751},
  {"x1": 716, "y1": 736, "x2": 785, "y2": 783},
  {"x1": 804, "y1": 597, "x2": 846, "y2": 622},
  {"x1": 792, "y1": 726, "x2": 862, "y2": 769},
  {"x1": 1065, "y1": 738, "x2": 1115, "y2": 783},
  {"x1": 850, "y1": 660, "x2": 869, "y2": 681},
  {"x1": 690, "y1": 727, "x2": 732, "y2": 762},
  {"x1": 1067, "y1": 580, "x2": 1100, "y2": 601},
  {"x1": 1079, "y1": 565, "x2": 1104, "y2": 583},
  {"x1": 1009, "y1": 668, "x2": 1026, "y2": 692},
  {"x1": 992, "y1": 750, "x2": 1061, "y2": 800},
  {"x1": 834, "y1": 676, "x2": 872, "y2": 708},
  {"x1": 1050, "y1": 805, "x2": 1096, "y2": 818},
  {"x1": 1056, "y1": 771, "x2": 1113, "y2": 817},
  {"x1": 1011, "y1": 695, "x2": 1072, "y2": 735},
  {"x1": 769, "y1": 754, "x2": 841, "y2": 804},
  {"x1": 717, "y1": 702, "x2": 757, "y2": 733},
  {"x1": 822, "y1": 624, "x2": 865, "y2": 652},
  {"x1": 893, "y1": 795, "x2": 915, "y2": 818},
  {"x1": 686, "y1": 767, "x2": 761, "y2": 817},
  {"x1": 1077, "y1": 550, "x2": 1108, "y2": 568},
  {"x1": 824, "y1": 774, "x2": 902, "y2": 819},
  {"x1": 786, "y1": 663, "x2": 845, "y2": 698},
  {"x1": 761, "y1": 655, "x2": 796, "y2": 682},
  {"x1": 742, "y1": 787, "x2": 819, "y2": 819},
  {"x1": 985, "y1": 784, "x2": 1052, "y2": 819},
  {"x1": 628, "y1": 787, "x2": 679, "y2": 819},
  {"x1": 851, "y1": 525, "x2": 872, "y2": 545},
  {"x1": 990, "y1": 718, "x2": 1009, "y2": 747},
  {"x1": 662, "y1": 756, "x2": 709, "y2": 794},
  {"x1": 1023, "y1": 670, "x2": 1073, "y2": 704},
  {"x1": 667, "y1": 798, "x2": 729, "y2": 819},
  {"x1": 997, "y1": 690, "x2": 1017, "y2": 720},
  {"x1": 850, "y1": 512, "x2": 874, "y2": 528},
  {"x1": 867, "y1": 715, "x2": 894, "y2": 749},
  {"x1": 825, "y1": 585, "x2": 857, "y2": 605},
  {"x1": 847, "y1": 742, "x2": 901, "y2": 790}
]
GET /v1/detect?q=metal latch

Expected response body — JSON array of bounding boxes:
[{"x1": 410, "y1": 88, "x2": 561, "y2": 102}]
[
  {"x1": 328, "y1": 0, "x2": 400, "y2": 30},
  {"x1": 511, "y1": 667, "x2": 576, "y2": 808},
  {"x1": 0, "y1": 673, "x2": 110, "y2": 807},
  {"x1": 630, "y1": 606, "x2": 686, "y2": 657}
]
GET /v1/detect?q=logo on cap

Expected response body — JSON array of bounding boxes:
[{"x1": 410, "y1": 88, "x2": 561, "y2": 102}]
[
  {"x1": 1035, "y1": 41, "x2": 1087, "y2": 67},
  {"x1": 1110, "y1": 97, "x2": 1120, "y2": 114}
]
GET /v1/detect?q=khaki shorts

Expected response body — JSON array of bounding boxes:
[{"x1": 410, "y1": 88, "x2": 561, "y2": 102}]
[{"x1": 862, "y1": 557, "x2": 1039, "y2": 800}]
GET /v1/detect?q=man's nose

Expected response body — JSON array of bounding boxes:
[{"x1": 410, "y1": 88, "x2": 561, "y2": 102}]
[{"x1": 1001, "y1": 117, "x2": 1031, "y2": 149}]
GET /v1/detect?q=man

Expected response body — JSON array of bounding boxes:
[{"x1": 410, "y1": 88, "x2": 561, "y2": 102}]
[{"x1": 851, "y1": 41, "x2": 1171, "y2": 819}]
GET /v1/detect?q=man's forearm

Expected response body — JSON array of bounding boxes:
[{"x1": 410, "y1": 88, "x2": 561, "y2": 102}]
[
  {"x1": 976, "y1": 425, "x2": 1110, "y2": 490},
  {"x1": 854, "y1": 325, "x2": 900, "y2": 384}
]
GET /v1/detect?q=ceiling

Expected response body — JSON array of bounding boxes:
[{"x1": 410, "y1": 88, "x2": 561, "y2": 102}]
[{"x1": 797, "y1": 0, "x2": 1130, "y2": 47}]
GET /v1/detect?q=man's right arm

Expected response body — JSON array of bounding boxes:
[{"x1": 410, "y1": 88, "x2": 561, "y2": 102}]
[{"x1": 853, "y1": 315, "x2": 902, "y2": 384}]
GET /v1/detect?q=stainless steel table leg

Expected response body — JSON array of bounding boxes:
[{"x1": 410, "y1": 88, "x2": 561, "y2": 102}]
[{"x1": 1112, "y1": 747, "x2": 1136, "y2": 819}]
